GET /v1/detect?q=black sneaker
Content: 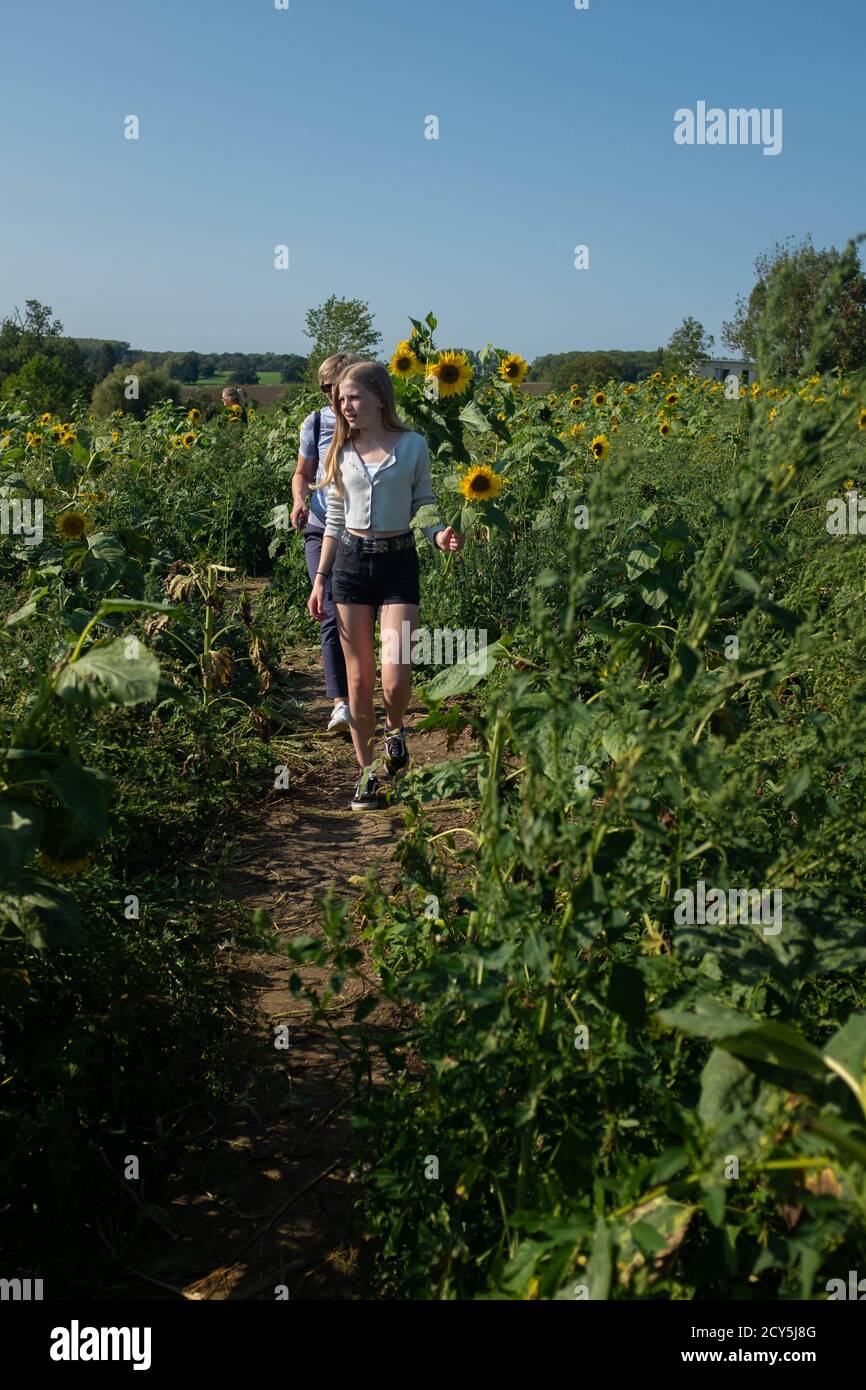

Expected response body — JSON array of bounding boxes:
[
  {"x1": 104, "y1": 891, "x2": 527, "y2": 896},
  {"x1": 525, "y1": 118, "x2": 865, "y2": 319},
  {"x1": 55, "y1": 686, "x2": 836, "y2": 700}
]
[
  {"x1": 384, "y1": 727, "x2": 409, "y2": 778},
  {"x1": 351, "y1": 767, "x2": 382, "y2": 810}
]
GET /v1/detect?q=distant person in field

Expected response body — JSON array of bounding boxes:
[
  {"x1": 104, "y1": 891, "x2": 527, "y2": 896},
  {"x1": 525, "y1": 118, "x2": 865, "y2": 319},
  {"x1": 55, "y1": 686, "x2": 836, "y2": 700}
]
[
  {"x1": 291, "y1": 352, "x2": 364, "y2": 735},
  {"x1": 222, "y1": 385, "x2": 248, "y2": 424}
]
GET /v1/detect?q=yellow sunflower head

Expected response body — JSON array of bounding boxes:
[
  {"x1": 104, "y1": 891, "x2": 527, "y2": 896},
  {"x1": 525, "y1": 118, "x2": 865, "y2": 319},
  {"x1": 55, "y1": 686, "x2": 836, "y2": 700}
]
[
  {"x1": 590, "y1": 433, "x2": 610, "y2": 462},
  {"x1": 40, "y1": 412, "x2": 53, "y2": 424},
  {"x1": 624, "y1": 384, "x2": 637, "y2": 396},
  {"x1": 182, "y1": 431, "x2": 196, "y2": 447},
  {"x1": 50, "y1": 423, "x2": 64, "y2": 439},
  {"x1": 498, "y1": 353, "x2": 528, "y2": 386},
  {"x1": 427, "y1": 350, "x2": 474, "y2": 399},
  {"x1": 593, "y1": 390, "x2": 606, "y2": 407},
  {"x1": 664, "y1": 392, "x2": 679, "y2": 407},
  {"x1": 659, "y1": 421, "x2": 672, "y2": 438},
  {"x1": 858, "y1": 407, "x2": 866, "y2": 432},
  {"x1": 569, "y1": 395, "x2": 583, "y2": 410},
  {"x1": 58, "y1": 510, "x2": 88, "y2": 540},
  {"x1": 459, "y1": 464, "x2": 504, "y2": 501},
  {"x1": 651, "y1": 371, "x2": 663, "y2": 383},
  {"x1": 187, "y1": 407, "x2": 201, "y2": 422},
  {"x1": 389, "y1": 345, "x2": 421, "y2": 379},
  {"x1": 111, "y1": 429, "x2": 120, "y2": 443},
  {"x1": 570, "y1": 422, "x2": 586, "y2": 437}
]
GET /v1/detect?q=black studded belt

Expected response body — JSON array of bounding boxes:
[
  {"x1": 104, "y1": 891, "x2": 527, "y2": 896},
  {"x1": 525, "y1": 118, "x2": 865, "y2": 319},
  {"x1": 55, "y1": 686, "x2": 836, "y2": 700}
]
[{"x1": 340, "y1": 531, "x2": 415, "y2": 553}]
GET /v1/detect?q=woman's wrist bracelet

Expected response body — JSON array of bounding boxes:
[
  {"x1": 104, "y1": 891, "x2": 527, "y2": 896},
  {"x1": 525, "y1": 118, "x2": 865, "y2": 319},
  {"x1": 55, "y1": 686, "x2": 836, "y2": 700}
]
[{"x1": 316, "y1": 570, "x2": 331, "y2": 578}]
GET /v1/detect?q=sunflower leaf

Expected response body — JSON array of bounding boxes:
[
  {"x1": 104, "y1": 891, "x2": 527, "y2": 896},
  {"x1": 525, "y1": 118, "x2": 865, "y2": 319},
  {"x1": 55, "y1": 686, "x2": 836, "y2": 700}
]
[{"x1": 458, "y1": 401, "x2": 493, "y2": 433}]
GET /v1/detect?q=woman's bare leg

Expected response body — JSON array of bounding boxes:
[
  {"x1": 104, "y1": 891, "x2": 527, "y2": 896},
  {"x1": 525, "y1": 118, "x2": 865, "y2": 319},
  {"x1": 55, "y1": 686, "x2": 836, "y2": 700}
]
[
  {"x1": 379, "y1": 603, "x2": 419, "y2": 732},
  {"x1": 337, "y1": 602, "x2": 378, "y2": 769}
]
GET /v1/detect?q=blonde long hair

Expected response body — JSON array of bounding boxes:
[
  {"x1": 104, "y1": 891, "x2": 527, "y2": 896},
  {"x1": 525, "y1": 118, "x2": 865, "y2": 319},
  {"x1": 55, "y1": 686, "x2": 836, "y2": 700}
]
[{"x1": 318, "y1": 361, "x2": 407, "y2": 497}]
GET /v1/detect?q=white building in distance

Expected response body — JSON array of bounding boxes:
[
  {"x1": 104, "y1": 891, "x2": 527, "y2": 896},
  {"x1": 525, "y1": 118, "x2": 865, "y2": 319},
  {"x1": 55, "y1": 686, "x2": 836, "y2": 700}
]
[{"x1": 697, "y1": 357, "x2": 757, "y2": 385}]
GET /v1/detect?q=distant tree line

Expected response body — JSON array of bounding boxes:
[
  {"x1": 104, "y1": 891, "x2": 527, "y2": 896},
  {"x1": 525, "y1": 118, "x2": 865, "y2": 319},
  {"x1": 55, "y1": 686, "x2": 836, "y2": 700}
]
[
  {"x1": 3, "y1": 247, "x2": 865, "y2": 419},
  {"x1": 72, "y1": 341, "x2": 309, "y2": 385},
  {"x1": 527, "y1": 349, "x2": 665, "y2": 389}
]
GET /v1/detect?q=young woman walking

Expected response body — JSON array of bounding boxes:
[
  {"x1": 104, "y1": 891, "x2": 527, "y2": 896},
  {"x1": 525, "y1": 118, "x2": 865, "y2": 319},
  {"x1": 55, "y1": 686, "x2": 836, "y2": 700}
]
[
  {"x1": 292, "y1": 351, "x2": 364, "y2": 734},
  {"x1": 307, "y1": 361, "x2": 464, "y2": 809}
]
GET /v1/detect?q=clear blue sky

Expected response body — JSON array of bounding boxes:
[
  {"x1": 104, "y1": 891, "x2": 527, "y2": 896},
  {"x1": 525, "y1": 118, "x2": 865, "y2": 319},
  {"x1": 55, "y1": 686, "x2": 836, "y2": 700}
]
[{"x1": 2, "y1": 0, "x2": 863, "y2": 362}]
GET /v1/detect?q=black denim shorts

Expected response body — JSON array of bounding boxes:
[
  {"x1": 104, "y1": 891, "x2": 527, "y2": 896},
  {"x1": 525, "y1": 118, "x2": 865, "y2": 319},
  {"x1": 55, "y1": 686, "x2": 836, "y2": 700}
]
[{"x1": 331, "y1": 532, "x2": 420, "y2": 606}]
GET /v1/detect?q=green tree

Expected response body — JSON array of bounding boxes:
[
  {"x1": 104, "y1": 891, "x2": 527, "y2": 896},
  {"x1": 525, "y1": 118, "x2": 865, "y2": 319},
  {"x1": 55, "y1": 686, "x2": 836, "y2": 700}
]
[
  {"x1": 0, "y1": 299, "x2": 90, "y2": 412},
  {"x1": 94, "y1": 341, "x2": 118, "y2": 381},
  {"x1": 303, "y1": 295, "x2": 380, "y2": 381},
  {"x1": 280, "y1": 354, "x2": 308, "y2": 383},
  {"x1": 164, "y1": 352, "x2": 201, "y2": 384},
  {"x1": 91, "y1": 360, "x2": 182, "y2": 418},
  {"x1": 722, "y1": 235, "x2": 866, "y2": 376},
  {"x1": 662, "y1": 317, "x2": 714, "y2": 376}
]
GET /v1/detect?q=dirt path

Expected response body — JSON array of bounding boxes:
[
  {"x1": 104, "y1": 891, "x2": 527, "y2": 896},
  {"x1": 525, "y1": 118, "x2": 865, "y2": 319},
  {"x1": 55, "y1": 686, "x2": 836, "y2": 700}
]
[{"x1": 113, "y1": 643, "x2": 471, "y2": 1301}]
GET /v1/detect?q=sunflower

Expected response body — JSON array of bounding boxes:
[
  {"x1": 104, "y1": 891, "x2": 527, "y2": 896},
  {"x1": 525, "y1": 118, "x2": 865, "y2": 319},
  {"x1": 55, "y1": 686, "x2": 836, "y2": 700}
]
[
  {"x1": 664, "y1": 391, "x2": 679, "y2": 407},
  {"x1": 590, "y1": 434, "x2": 610, "y2": 462},
  {"x1": 61, "y1": 430, "x2": 76, "y2": 445},
  {"x1": 592, "y1": 390, "x2": 606, "y2": 407},
  {"x1": 569, "y1": 395, "x2": 583, "y2": 410},
  {"x1": 50, "y1": 423, "x2": 64, "y2": 440},
  {"x1": 843, "y1": 479, "x2": 855, "y2": 490},
  {"x1": 624, "y1": 384, "x2": 637, "y2": 396},
  {"x1": 187, "y1": 407, "x2": 201, "y2": 422},
  {"x1": 650, "y1": 371, "x2": 663, "y2": 383},
  {"x1": 570, "y1": 423, "x2": 586, "y2": 437},
  {"x1": 459, "y1": 464, "x2": 504, "y2": 500},
  {"x1": 389, "y1": 344, "x2": 422, "y2": 378},
  {"x1": 858, "y1": 407, "x2": 866, "y2": 432},
  {"x1": 498, "y1": 353, "x2": 528, "y2": 386},
  {"x1": 25, "y1": 431, "x2": 42, "y2": 448},
  {"x1": 111, "y1": 429, "x2": 120, "y2": 444},
  {"x1": 39, "y1": 412, "x2": 53, "y2": 424},
  {"x1": 227, "y1": 402, "x2": 242, "y2": 415},
  {"x1": 659, "y1": 421, "x2": 672, "y2": 438},
  {"x1": 427, "y1": 350, "x2": 473, "y2": 399},
  {"x1": 57, "y1": 510, "x2": 88, "y2": 539},
  {"x1": 182, "y1": 431, "x2": 196, "y2": 447}
]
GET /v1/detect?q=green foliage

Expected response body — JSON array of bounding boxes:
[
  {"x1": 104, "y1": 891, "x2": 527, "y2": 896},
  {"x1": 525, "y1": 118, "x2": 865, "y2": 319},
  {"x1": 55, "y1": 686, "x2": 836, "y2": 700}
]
[
  {"x1": 90, "y1": 360, "x2": 183, "y2": 418},
  {"x1": 662, "y1": 316, "x2": 714, "y2": 376},
  {"x1": 287, "y1": 303, "x2": 866, "y2": 1300},
  {"x1": 528, "y1": 349, "x2": 664, "y2": 390},
  {"x1": 723, "y1": 234, "x2": 866, "y2": 376},
  {"x1": 0, "y1": 301, "x2": 91, "y2": 415},
  {"x1": 303, "y1": 294, "x2": 381, "y2": 381}
]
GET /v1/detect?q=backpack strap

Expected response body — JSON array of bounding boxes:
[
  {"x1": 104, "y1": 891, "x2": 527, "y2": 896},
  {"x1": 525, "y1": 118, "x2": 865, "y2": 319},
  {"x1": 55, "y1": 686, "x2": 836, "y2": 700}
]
[{"x1": 312, "y1": 410, "x2": 321, "y2": 454}]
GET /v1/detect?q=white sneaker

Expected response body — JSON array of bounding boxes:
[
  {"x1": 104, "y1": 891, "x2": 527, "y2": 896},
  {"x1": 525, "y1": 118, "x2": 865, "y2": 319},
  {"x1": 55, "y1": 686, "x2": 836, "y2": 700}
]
[{"x1": 327, "y1": 701, "x2": 351, "y2": 736}]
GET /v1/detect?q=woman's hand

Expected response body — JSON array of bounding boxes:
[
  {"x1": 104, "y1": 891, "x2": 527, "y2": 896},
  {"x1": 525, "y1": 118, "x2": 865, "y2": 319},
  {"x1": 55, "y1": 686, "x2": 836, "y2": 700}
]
[
  {"x1": 436, "y1": 526, "x2": 465, "y2": 553},
  {"x1": 291, "y1": 500, "x2": 308, "y2": 529},
  {"x1": 308, "y1": 576, "x2": 328, "y2": 621}
]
